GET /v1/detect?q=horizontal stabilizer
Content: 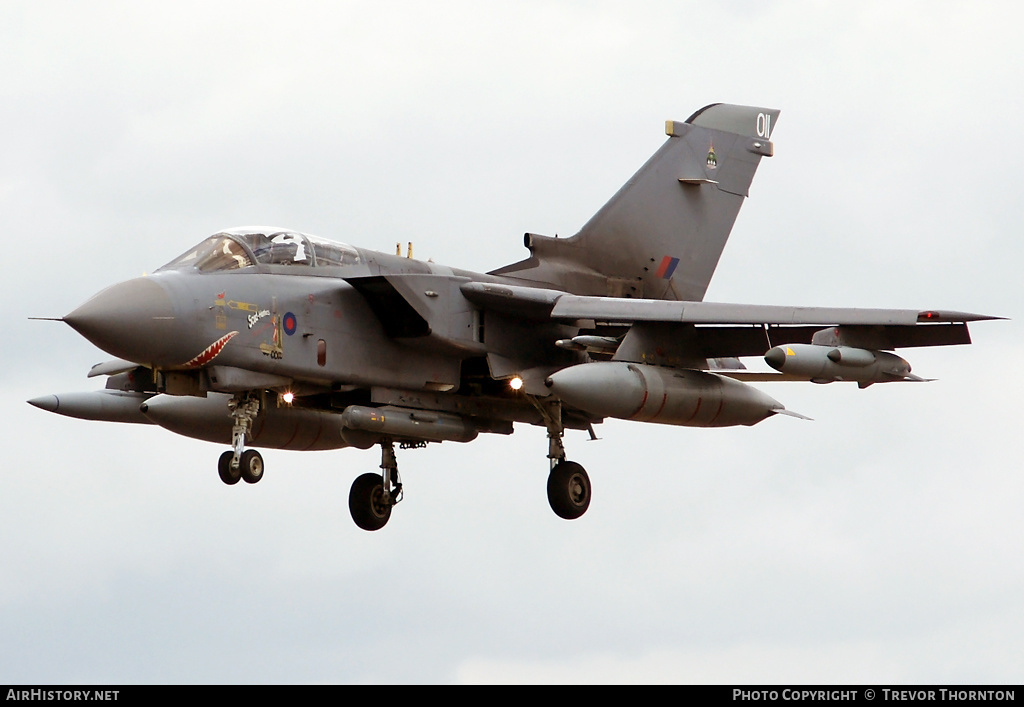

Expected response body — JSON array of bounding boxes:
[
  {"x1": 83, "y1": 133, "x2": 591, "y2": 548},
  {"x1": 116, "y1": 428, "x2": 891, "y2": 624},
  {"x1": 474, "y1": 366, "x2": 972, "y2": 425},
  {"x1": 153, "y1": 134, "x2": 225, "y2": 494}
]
[
  {"x1": 716, "y1": 371, "x2": 802, "y2": 382},
  {"x1": 720, "y1": 370, "x2": 934, "y2": 385}
]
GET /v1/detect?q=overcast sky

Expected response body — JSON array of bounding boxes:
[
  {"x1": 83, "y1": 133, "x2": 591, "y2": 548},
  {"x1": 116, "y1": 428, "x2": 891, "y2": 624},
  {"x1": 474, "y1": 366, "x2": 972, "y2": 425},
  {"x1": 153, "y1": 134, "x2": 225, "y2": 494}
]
[{"x1": 2, "y1": 1, "x2": 1022, "y2": 684}]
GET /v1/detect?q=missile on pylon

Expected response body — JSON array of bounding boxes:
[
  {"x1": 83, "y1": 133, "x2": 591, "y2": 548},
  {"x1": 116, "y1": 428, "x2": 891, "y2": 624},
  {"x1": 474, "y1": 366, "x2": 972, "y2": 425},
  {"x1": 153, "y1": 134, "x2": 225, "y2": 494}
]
[
  {"x1": 340, "y1": 405, "x2": 480, "y2": 446},
  {"x1": 764, "y1": 344, "x2": 916, "y2": 386},
  {"x1": 545, "y1": 361, "x2": 787, "y2": 427}
]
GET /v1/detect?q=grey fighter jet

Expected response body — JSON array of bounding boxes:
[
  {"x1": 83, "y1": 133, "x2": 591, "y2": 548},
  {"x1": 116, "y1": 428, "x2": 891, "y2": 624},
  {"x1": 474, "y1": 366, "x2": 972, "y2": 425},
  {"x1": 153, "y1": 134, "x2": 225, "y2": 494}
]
[{"x1": 29, "y1": 104, "x2": 999, "y2": 531}]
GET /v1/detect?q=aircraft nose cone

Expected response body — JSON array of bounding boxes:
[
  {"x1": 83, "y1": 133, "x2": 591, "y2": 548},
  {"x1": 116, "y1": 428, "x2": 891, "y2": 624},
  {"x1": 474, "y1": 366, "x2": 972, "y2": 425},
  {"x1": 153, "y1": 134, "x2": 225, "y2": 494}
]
[{"x1": 64, "y1": 277, "x2": 181, "y2": 364}]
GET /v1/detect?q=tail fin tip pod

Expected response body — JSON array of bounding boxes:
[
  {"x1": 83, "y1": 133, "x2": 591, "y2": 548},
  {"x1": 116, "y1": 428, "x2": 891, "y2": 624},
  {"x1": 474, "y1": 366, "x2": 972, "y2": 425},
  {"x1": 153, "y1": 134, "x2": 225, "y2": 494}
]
[{"x1": 492, "y1": 103, "x2": 780, "y2": 301}]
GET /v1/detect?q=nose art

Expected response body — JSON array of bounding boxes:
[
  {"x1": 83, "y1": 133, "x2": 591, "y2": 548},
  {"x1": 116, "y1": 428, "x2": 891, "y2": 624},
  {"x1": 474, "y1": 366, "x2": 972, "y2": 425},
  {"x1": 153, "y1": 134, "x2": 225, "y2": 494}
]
[{"x1": 64, "y1": 277, "x2": 180, "y2": 363}]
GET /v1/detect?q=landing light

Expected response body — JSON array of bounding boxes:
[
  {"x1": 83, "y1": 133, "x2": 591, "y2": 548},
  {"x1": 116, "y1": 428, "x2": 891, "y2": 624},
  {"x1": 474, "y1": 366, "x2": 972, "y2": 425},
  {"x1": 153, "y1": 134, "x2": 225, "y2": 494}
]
[{"x1": 509, "y1": 376, "x2": 524, "y2": 391}]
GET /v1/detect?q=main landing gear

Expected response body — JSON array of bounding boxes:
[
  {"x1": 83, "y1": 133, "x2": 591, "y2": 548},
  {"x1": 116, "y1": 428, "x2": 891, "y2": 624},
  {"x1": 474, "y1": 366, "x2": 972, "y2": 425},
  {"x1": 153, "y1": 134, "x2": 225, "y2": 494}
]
[
  {"x1": 541, "y1": 400, "x2": 591, "y2": 520},
  {"x1": 210, "y1": 391, "x2": 591, "y2": 529},
  {"x1": 342, "y1": 404, "x2": 593, "y2": 531},
  {"x1": 348, "y1": 439, "x2": 403, "y2": 531},
  {"x1": 217, "y1": 392, "x2": 264, "y2": 485}
]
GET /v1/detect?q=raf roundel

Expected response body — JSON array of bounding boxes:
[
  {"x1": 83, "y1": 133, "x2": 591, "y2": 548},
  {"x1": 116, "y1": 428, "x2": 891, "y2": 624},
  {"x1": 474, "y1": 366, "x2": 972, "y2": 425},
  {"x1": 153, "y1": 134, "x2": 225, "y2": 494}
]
[{"x1": 283, "y1": 312, "x2": 297, "y2": 336}]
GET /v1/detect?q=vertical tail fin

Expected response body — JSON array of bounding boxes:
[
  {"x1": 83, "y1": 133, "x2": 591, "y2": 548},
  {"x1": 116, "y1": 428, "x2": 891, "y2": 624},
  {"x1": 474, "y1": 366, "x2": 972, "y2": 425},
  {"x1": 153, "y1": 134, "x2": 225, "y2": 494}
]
[{"x1": 492, "y1": 103, "x2": 779, "y2": 301}]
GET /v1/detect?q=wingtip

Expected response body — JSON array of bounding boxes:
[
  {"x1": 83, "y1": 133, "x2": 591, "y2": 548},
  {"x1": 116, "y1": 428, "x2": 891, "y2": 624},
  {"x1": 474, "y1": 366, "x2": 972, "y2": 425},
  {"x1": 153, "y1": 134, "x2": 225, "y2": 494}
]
[{"x1": 916, "y1": 310, "x2": 1008, "y2": 323}]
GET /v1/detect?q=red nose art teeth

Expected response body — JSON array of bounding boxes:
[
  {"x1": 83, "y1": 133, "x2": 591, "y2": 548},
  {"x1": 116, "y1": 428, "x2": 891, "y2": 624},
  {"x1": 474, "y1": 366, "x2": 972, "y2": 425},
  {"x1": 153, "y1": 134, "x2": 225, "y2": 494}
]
[{"x1": 182, "y1": 331, "x2": 238, "y2": 368}]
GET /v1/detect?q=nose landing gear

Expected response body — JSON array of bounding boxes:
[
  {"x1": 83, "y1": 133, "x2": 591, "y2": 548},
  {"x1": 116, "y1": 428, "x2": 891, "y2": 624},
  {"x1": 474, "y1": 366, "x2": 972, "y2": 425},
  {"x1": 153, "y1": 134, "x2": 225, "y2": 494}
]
[{"x1": 217, "y1": 393, "x2": 264, "y2": 485}]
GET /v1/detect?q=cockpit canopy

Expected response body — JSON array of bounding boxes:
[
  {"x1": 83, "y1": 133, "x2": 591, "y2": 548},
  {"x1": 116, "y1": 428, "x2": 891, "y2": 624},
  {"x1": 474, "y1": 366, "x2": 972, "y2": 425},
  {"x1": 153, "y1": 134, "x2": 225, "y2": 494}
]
[{"x1": 158, "y1": 227, "x2": 361, "y2": 273}]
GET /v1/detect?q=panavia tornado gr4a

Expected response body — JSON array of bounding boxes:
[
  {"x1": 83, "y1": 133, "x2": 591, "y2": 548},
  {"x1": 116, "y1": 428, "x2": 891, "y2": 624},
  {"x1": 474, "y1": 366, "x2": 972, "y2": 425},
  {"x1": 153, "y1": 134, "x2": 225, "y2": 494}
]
[{"x1": 29, "y1": 104, "x2": 999, "y2": 531}]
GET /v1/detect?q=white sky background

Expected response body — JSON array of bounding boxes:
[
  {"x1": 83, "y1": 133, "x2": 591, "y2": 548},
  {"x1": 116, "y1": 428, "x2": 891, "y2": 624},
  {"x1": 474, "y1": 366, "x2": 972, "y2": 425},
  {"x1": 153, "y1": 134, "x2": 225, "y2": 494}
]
[{"x1": 2, "y1": 1, "x2": 1022, "y2": 684}]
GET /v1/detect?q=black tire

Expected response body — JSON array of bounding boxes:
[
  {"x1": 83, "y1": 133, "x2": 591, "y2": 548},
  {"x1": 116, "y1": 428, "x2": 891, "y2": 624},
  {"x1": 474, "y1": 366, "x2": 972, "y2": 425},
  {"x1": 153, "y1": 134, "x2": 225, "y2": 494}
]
[
  {"x1": 547, "y1": 461, "x2": 591, "y2": 520},
  {"x1": 240, "y1": 449, "x2": 264, "y2": 484},
  {"x1": 218, "y1": 451, "x2": 241, "y2": 485},
  {"x1": 349, "y1": 472, "x2": 392, "y2": 531}
]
